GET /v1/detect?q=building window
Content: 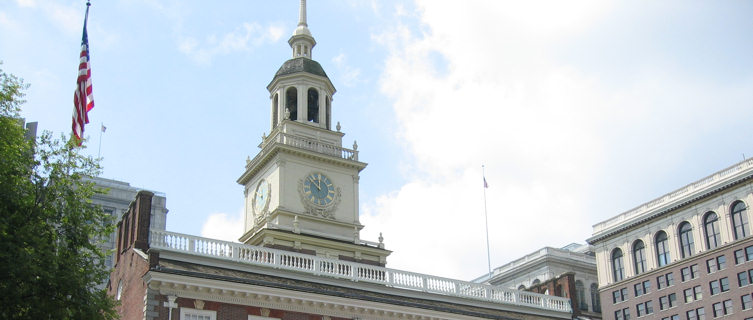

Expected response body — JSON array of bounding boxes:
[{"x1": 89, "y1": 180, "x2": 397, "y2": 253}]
[
  {"x1": 684, "y1": 285, "x2": 703, "y2": 303},
  {"x1": 707, "y1": 255, "x2": 726, "y2": 273},
  {"x1": 633, "y1": 240, "x2": 647, "y2": 275},
  {"x1": 590, "y1": 283, "x2": 601, "y2": 313},
  {"x1": 634, "y1": 280, "x2": 651, "y2": 297},
  {"x1": 116, "y1": 280, "x2": 122, "y2": 300},
  {"x1": 612, "y1": 248, "x2": 625, "y2": 282},
  {"x1": 709, "y1": 277, "x2": 729, "y2": 295},
  {"x1": 724, "y1": 299, "x2": 733, "y2": 315},
  {"x1": 613, "y1": 287, "x2": 629, "y2": 303},
  {"x1": 325, "y1": 96, "x2": 331, "y2": 130},
  {"x1": 615, "y1": 308, "x2": 630, "y2": 320},
  {"x1": 180, "y1": 308, "x2": 216, "y2": 320},
  {"x1": 271, "y1": 93, "x2": 279, "y2": 127},
  {"x1": 678, "y1": 221, "x2": 695, "y2": 258},
  {"x1": 735, "y1": 249, "x2": 746, "y2": 264},
  {"x1": 686, "y1": 307, "x2": 704, "y2": 320},
  {"x1": 713, "y1": 300, "x2": 734, "y2": 317},
  {"x1": 681, "y1": 264, "x2": 699, "y2": 282},
  {"x1": 739, "y1": 270, "x2": 751, "y2": 287},
  {"x1": 657, "y1": 272, "x2": 674, "y2": 290},
  {"x1": 285, "y1": 87, "x2": 298, "y2": 121},
  {"x1": 661, "y1": 315, "x2": 680, "y2": 320},
  {"x1": 655, "y1": 231, "x2": 670, "y2": 267},
  {"x1": 636, "y1": 301, "x2": 652, "y2": 317},
  {"x1": 307, "y1": 88, "x2": 319, "y2": 123},
  {"x1": 731, "y1": 201, "x2": 749, "y2": 240},
  {"x1": 704, "y1": 212, "x2": 722, "y2": 249},
  {"x1": 742, "y1": 294, "x2": 753, "y2": 310},
  {"x1": 575, "y1": 280, "x2": 587, "y2": 311}
]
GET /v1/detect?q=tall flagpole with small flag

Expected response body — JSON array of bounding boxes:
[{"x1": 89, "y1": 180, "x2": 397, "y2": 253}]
[
  {"x1": 98, "y1": 123, "x2": 106, "y2": 158},
  {"x1": 72, "y1": 1, "x2": 94, "y2": 146},
  {"x1": 482, "y1": 164, "x2": 492, "y2": 281}
]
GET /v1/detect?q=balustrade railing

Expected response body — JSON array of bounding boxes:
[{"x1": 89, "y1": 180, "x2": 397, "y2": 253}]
[
  {"x1": 593, "y1": 158, "x2": 753, "y2": 235},
  {"x1": 150, "y1": 229, "x2": 572, "y2": 313},
  {"x1": 246, "y1": 131, "x2": 359, "y2": 171}
]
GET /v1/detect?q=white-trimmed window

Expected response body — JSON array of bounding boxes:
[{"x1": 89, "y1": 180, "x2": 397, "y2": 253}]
[{"x1": 181, "y1": 308, "x2": 216, "y2": 320}]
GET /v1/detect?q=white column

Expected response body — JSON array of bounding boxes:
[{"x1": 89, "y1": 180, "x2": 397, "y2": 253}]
[
  {"x1": 298, "y1": 86, "x2": 307, "y2": 123},
  {"x1": 718, "y1": 201, "x2": 733, "y2": 245},
  {"x1": 318, "y1": 88, "x2": 326, "y2": 128}
]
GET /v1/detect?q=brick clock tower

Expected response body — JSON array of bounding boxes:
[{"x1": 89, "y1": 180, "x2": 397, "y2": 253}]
[{"x1": 237, "y1": 0, "x2": 390, "y2": 266}]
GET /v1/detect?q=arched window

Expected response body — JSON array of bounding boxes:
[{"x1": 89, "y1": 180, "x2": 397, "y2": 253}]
[
  {"x1": 704, "y1": 212, "x2": 721, "y2": 249},
  {"x1": 633, "y1": 240, "x2": 646, "y2": 275},
  {"x1": 575, "y1": 280, "x2": 587, "y2": 311},
  {"x1": 307, "y1": 88, "x2": 319, "y2": 122},
  {"x1": 590, "y1": 283, "x2": 601, "y2": 313},
  {"x1": 271, "y1": 93, "x2": 279, "y2": 127},
  {"x1": 517, "y1": 285, "x2": 526, "y2": 290},
  {"x1": 285, "y1": 87, "x2": 298, "y2": 121},
  {"x1": 325, "y1": 96, "x2": 331, "y2": 130},
  {"x1": 612, "y1": 248, "x2": 624, "y2": 282},
  {"x1": 731, "y1": 201, "x2": 749, "y2": 240},
  {"x1": 678, "y1": 221, "x2": 694, "y2": 258},
  {"x1": 655, "y1": 231, "x2": 670, "y2": 267},
  {"x1": 532, "y1": 279, "x2": 540, "y2": 286}
]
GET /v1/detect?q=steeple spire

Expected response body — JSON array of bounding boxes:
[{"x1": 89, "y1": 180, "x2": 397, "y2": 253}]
[
  {"x1": 298, "y1": 0, "x2": 307, "y2": 28},
  {"x1": 289, "y1": 0, "x2": 316, "y2": 59}
]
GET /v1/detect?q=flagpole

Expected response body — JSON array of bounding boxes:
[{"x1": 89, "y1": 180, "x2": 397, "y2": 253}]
[
  {"x1": 482, "y1": 164, "x2": 492, "y2": 281},
  {"x1": 97, "y1": 122, "x2": 103, "y2": 158}
]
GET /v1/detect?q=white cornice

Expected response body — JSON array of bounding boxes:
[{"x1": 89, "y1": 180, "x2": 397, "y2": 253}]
[{"x1": 144, "y1": 271, "x2": 569, "y2": 320}]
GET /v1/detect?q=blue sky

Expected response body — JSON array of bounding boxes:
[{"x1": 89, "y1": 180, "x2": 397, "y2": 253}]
[{"x1": 2, "y1": 0, "x2": 753, "y2": 281}]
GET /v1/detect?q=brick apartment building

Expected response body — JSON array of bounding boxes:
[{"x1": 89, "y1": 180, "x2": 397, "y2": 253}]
[{"x1": 588, "y1": 159, "x2": 753, "y2": 320}]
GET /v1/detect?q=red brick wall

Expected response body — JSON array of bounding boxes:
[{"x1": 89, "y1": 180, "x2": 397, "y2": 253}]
[{"x1": 107, "y1": 248, "x2": 150, "y2": 320}]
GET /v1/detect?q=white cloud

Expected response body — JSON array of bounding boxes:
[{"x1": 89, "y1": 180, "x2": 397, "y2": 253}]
[
  {"x1": 180, "y1": 22, "x2": 285, "y2": 65},
  {"x1": 14, "y1": 0, "x2": 35, "y2": 8},
  {"x1": 332, "y1": 53, "x2": 362, "y2": 87},
  {"x1": 200, "y1": 208, "x2": 244, "y2": 243},
  {"x1": 362, "y1": 1, "x2": 753, "y2": 280}
]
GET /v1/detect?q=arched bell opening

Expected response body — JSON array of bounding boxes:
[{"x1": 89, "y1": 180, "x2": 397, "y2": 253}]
[
  {"x1": 286, "y1": 87, "x2": 298, "y2": 121},
  {"x1": 271, "y1": 93, "x2": 279, "y2": 128},
  {"x1": 307, "y1": 88, "x2": 319, "y2": 123}
]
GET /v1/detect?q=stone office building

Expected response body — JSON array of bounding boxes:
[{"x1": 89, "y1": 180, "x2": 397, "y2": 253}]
[
  {"x1": 107, "y1": 2, "x2": 573, "y2": 319},
  {"x1": 474, "y1": 244, "x2": 602, "y2": 320},
  {"x1": 588, "y1": 159, "x2": 753, "y2": 320}
]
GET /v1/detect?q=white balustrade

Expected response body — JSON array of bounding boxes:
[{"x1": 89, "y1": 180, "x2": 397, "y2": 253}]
[
  {"x1": 149, "y1": 229, "x2": 572, "y2": 313},
  {"x1": 593, "y1": 158, "x2": 753, "y2": 235},
  {"x1": 247, "y1": 132, "x2": 359, "y2": 171}
]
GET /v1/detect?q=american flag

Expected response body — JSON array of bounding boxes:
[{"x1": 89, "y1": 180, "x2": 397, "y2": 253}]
[{"x1": 72, "y1": 3, "x2": 93, "y2": 146}]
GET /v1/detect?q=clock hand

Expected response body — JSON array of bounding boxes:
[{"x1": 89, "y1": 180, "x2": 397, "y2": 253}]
[{"x1": 308, "y1": 177, "x2": 321, "y2": 190}]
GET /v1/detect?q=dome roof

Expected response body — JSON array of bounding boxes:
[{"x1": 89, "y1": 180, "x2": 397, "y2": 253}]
[{"x1": 273, "y1": 57, "x2": 329, "y2": 79}]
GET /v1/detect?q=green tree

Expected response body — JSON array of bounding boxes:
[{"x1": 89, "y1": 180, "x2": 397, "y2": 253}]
[{"x1": 0, "y1": 65, "x2": 117, "y2": 319}]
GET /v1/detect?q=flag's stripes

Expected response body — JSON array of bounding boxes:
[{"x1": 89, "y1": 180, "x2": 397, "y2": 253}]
[{"x1": 72, "y1": 4, "x2": 93, "y2": 145}]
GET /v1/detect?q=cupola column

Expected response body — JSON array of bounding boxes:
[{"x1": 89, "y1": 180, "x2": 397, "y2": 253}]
[
  {"x1": 298, "y1": 85, "x2": 307, "y2": 123},
  {"x1": 318, "y1": 89, "x2": 326, "y2": 128}
]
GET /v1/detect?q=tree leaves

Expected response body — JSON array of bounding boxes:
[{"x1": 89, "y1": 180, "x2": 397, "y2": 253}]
[{"x1": 0, "y1": 66, "x2": 117, "y2": 319}]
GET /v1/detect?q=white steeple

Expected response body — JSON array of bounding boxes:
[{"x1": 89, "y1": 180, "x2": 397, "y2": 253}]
[{"x1": 289, "y1": 0, "x2": 316, "y2": 59}]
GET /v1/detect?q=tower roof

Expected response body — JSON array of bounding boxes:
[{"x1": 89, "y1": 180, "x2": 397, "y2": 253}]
[{"x1": 274, "y1": 57, "x2": 328, "y2": 79}]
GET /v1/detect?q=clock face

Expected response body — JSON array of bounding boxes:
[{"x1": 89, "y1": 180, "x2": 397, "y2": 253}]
[
  {"x1": 253, "y1": 179, "x2": 270, "y2": 214},
  {"x1": 303, "y1": 173, "x2": 336, "y2": 206}
]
